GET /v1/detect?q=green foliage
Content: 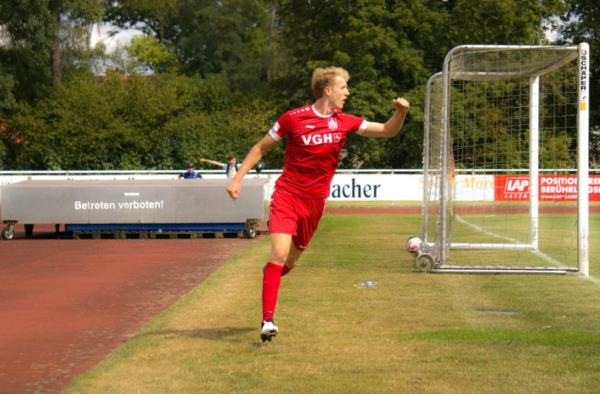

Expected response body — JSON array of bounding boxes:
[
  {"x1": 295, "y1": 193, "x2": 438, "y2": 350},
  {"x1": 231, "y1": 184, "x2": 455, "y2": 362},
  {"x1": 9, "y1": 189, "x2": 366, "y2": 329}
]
[
  {"x1": 0, "y1": 0, "x2": 103, "y2": 101},
  {"x1": 0, "y1": 143, "x2": 6, "y2": 169},
  {"x1": 0, "y1": 0, "x2": 56, "y2": 102},
  {"x1": 102, "y1": 0, "x2": 179, "y2": 40},
  {"x1": 448, "y1": 0, "x2": 565, "y2": 45},
  {"x1": 127, "y1": 35, "x2": 179, "y2": 74},
  {"x1": 105, "y1": 0, "x2": 271, "y2": 93},
  {"x1": 559, "y1": 0, "x2": 600, "y2": 167},
  {"x1": 0, "y1": 71, "x2": 17, "y2": 112},
  {"x1": 0, "y1": 0, "x2": 578, "y2": 170},
  {"x1": 1, "y1": 73, "x2": 280, "y2": 171}
]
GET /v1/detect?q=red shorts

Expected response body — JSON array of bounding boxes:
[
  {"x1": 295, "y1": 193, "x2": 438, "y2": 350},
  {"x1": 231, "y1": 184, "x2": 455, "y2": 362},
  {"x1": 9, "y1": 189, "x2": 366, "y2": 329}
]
[{"x1": 268, "y1": 188, "x2": 327, "y2": 251}]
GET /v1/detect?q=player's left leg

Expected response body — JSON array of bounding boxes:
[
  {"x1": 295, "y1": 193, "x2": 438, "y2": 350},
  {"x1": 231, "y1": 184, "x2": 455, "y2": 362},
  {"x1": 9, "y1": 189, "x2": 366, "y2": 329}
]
[
  {"x1": 293, "y1": 196, "x2": 327, "y2": 246},
  {"x1": 281, "y1": 245, "x2": 303, "y2": 276},
  {"x1": 282, "y1": 197, "x2": 326, "y2": 277}
]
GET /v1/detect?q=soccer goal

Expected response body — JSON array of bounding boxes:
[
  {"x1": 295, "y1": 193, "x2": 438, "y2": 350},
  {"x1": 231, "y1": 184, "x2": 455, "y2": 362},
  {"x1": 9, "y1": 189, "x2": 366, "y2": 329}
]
[{"x1": 411, "y1": 43, "x2": 590, "y2": 275}]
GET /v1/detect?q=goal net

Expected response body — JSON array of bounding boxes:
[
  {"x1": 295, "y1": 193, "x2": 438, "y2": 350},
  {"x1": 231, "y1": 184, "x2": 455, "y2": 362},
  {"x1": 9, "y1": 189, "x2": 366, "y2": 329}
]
[{"x1": 415, "y1": 44, "x2": 589, "y2": 274}]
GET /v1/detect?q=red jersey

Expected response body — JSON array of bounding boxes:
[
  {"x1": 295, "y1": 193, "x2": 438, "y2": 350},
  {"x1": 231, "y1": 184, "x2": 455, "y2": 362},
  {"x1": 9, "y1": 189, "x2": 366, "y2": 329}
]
[{"x1": 269, "y1": 105, "x2": 368, "y2": 199}]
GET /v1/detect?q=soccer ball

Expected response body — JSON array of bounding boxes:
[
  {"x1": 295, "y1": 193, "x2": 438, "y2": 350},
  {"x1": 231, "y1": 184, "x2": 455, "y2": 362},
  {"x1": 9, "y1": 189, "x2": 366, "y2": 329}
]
[{"x1": 406, "y1": 236, "x2": 421, "y2": 253}]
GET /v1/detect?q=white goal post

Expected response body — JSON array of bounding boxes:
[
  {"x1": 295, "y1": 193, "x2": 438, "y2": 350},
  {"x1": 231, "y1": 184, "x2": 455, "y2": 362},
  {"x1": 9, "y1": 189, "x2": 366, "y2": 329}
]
[{"x1": 414, "y1": 43, "x2": 589, "y2": 275}]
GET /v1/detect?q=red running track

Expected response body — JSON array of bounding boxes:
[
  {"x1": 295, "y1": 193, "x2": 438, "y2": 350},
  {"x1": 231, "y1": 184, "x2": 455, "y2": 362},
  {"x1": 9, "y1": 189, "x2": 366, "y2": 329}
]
[{"x1": 0, "y1": 224, "x2": 256, "y2": 393}]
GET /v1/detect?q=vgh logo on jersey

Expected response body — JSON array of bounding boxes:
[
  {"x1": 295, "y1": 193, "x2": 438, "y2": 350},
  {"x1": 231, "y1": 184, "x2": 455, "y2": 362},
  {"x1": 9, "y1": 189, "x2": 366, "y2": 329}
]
[
  {"x1": 328, "y1": 118, "x2": 338, "y2": 131},
  {"x1": 301, "y1": 133, "x2": 342, "y2": 145}
]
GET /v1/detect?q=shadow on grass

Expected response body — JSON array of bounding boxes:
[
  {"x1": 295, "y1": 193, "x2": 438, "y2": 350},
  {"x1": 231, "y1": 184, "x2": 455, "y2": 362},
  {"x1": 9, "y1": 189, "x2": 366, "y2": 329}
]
[{"x1": 139, "y1": 326, "x2": 255, "y2": 342}]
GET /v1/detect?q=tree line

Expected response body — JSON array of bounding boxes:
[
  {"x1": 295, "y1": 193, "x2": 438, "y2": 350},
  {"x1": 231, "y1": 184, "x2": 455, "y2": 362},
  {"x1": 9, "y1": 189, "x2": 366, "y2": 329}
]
[{"x1": 0, "y1": 0, "x2": 597, "y2": 171}]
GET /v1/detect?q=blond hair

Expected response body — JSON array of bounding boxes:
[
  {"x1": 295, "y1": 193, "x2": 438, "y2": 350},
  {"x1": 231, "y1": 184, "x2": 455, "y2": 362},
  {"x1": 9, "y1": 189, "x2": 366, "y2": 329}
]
[{"x1": 311, "y1": 67, "x2": 350, "y2": 99}]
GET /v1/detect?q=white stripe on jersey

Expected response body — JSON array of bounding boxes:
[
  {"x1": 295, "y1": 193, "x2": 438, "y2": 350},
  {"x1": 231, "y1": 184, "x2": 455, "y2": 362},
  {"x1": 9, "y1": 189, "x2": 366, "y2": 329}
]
[
  {"x1": 356, "y1": 120, "x2": 369, "y2": 135},
  {"x1": 269, "y1": 121, "x2": 282, "y2": 141}
]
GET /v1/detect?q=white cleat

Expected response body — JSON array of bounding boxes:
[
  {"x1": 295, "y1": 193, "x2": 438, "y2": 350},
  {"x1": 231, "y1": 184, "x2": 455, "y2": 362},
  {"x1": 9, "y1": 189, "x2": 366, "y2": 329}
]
[{"x1": 260, "y1": 321, "x2": 278, "y2": 342}]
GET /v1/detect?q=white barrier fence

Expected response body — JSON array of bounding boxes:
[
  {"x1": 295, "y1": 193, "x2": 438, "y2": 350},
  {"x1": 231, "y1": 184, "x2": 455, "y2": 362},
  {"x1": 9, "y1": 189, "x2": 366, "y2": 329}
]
[
  {"x1": 4, "y1": 171, "x2": 600, "y2": 202},
  {"x1": 0, "y1": 172, "x2": 491, "y2": 202}
]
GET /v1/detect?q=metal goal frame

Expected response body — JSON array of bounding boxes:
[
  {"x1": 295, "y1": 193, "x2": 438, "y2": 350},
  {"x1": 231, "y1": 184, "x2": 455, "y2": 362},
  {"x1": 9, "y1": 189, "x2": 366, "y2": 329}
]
[{"x1": 416, "y1": 44, "x2": 589, "y2": 275}]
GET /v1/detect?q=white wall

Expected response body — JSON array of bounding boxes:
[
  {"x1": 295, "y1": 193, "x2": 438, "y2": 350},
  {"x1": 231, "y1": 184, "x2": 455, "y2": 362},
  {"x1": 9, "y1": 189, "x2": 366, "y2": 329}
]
[{"x1": 0, "y1": 173, "x2": 495, "y2": 202}]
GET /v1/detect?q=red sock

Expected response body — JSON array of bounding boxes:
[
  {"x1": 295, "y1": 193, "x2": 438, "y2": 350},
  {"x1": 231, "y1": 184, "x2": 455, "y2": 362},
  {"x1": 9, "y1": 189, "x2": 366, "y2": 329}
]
[
  {"x1": 262, "y1": 262, "x2": 283, "y2": 321},
  {"x1": 281, "y1": 265, "x2": 292, "y2": 276}
]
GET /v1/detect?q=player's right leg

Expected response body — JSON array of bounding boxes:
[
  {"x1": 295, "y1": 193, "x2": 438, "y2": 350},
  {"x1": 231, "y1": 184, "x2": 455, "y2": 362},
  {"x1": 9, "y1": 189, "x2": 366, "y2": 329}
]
[{"x1": 281, "y1": 244, "x2": 302, "y2": 276}]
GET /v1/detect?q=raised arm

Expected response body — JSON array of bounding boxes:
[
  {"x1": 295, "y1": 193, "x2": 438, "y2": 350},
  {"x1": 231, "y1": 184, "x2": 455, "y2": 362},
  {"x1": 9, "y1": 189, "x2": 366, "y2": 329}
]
[
  {"x1": 200, "y1": 158, "x2": 224, "y2": 167},
  {"x1": 226, "y1": 133, "x2": 278, "y2": 200},
  {"x1": 359, "y1": 97, "x2": 410, "y2": 138}
]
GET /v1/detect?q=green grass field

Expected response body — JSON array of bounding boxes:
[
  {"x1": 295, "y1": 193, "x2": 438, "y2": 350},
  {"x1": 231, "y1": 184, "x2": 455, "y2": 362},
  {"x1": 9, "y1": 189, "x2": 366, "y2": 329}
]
[{"x1": 65, "y1": 211, "x2": 600, "y2": 393}]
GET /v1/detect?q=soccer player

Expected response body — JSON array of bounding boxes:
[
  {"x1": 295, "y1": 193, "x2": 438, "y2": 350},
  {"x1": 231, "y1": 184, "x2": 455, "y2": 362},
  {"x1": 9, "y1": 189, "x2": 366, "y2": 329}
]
[{"x1": 226, "y1": 67, "x2": 410, "y2": 342}]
